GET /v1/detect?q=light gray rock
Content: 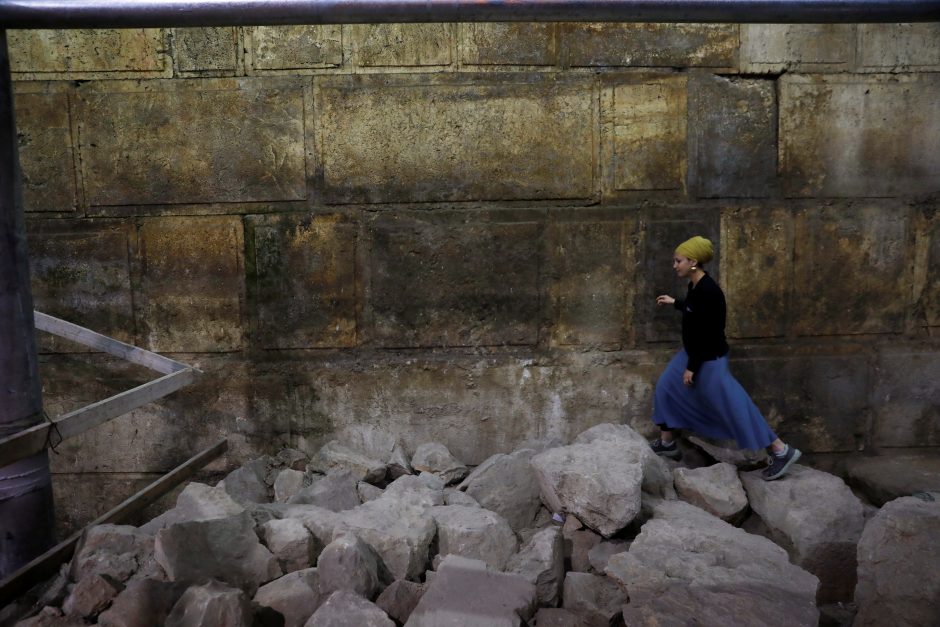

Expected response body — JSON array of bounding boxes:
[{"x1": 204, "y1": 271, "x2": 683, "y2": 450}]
[
  {"x1": 154, "y1": 512, "x2": 282, "y2": 596},
  {"x1": 573, "y1": 423, "x2": 674, "y2": 498},
  {"x1": 741, "y1": 465, "x2": 865, "y2": 603},
  {"x1": 288, "y1": 471, "x2": 360, "y2": 512},
  {"x1": 443, "y1": 488, "x2": 479, "y2": 507},
  {"x1": 405, "y1": 555, "x2": 537, "y2": 627},
  {"x1": 329, "y1": 425, "x2": 413, "y2": 479},
  {"x1": 430, "y1": 505, "x2": 518, "y2": 571},
  {"x1": 261, "y1": 518, "x2": 318, "y2": 573},
  {"x1": 561, "y1": 572, "x2": 626, "y2": 627},
  {"x1": 96, "y1": 579, "x2": 189, "y2": 627},
  {"x1": 854, "y1": 495, "x2": 940, "y2": 627},
  {"x1": 305, "y1": 590, "x2": 394, "y2": 627},
  {"x1": 506, "y1": 526, "x2": 564, "y2": 607},
  {"x1": 382, "y1": 474, "x2": 444, "y2": 508},
  {"x1": 253, "y1": 568, "x2": 321, "y2": 627},
  {"x1": 62, "y1": 574, "x2": 122, "y2": 619},
  {"x1": 218, "y1": 457, "x2": 274, "y2": 504},
  {"x1": 530, "y1": 439, "x2": 643, "y2": 538},
  {"x1": 457, "y1": 450, "x2": 542, "y2": 533},
  {"x1": 410, "y1": 443, "x2": 469, "y2": 485},
  {"x1": 140, "y1": 482, "x2": 245, "y2": 535},
  {"x1": 70, "y1": 525, "x2": 156, "y2": 584},
  {"x1": 375, "y1": 580, "x2": 426, "y2": 625},
  {"x1": 586, "y1": 540, "x2": 630, "y2": 575},
  {"x1": 843, "y1": 452, "x2": 940, "y2": 506},
  {"x1": 606, "y1": 500, "x2": 819, "y2": 627},
  {"x1": 260, "y1": 504, "x2": 342, "y2": 549},
  {"x1": 274, "y1": 469, "x2": 309, "y2": 503},
  {"x1": 333, "y1": 497, "x2": 436, "y2": 580},
  {"x1": 358, "y1": 481, "x2": 384, "y2": 503},
  {"x1": 687, "y1": 435, "x2": 767, "y2": 468},
  {"x1": 532, "y1": 608, "x2": 589, "y2": 627},
  {"x1": 674, "y1": 462, "x2": 749, "y2": 522},
  {"x1": 514, "y1": 437, "x2": 565, "y2": 454},
  {"x1": 309, "y1": 441, "x2": 387, "y2": 484},
  {"x1": 564, "y1": 523, "x2": 602, "y2": 574},
  {"x1": 316, "y1": 534, "x2": 384, "y2": 601},
  {"x1": 165, "y1": 581, "x2": 253, "y2": 627}
]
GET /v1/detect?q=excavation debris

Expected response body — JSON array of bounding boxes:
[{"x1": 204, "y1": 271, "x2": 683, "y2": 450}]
[{"x1": 14, "y1": 422, "x2": 928, "y2": 627}]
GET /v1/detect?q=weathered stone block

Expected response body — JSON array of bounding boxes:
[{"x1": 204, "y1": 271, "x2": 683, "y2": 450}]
[
  {"x1": 248, "y1": 214, "x2": 357, "y2": 349},
  {"x1": 563, "y1": 23, "x2": 737, "y2": 67},
  {"x1": 549, "y1": 220, "x2": 629, "y2": 348},
  {"x1": 8, "y1": 29, "x2": 167, "y2": 76},
  {"x1": 872, "y1": 352, "x2": 940, "y2": 448},
  {"x1": 459, "y1": 23, "x2": 556, "y2": 66},
  {"x1": 792, "y1": 205, "x2": 910, "y2": 335},
  {"x1": 136, "y1": 216, "x2": 245, "y2": 352},
  {"x1": 77, "y1": 81, "x2": 305, "y2": 205},
  {"x1": 369, "y1": 216, "x2": 540, "y2": 347},
  {"x1": 173, "y1": 27, "x2": 237, "y2": 72},
  {"x1": 610, "y1": 76, "x2": 687, "y2": 192},
  {"x1": 28, "y1": 221, "x2": 135, "y2": 349},
  {"x1": 740, "y1": 24, "x2": 855, "y2": 73},
  {"x1": 720, "y1": 207, "x2": 792, "y2": 339},
  {"x1": 317, "y1": 75, "x2": 594, "y2": 203},
  {"x1": 857, "y1": 23, "x2": 940, "y2": 72},
  {"x1": 15, "y1": 91, "x2": 77, "y2": 212},
  {"x1": 351, "y1": 24, "x2": 452, "y2": 67},
  {"x1": 249, "y1": 26, "x2": 343, "y2": 70},
  {"x1": 780, "y1": 74, "x2": 940, "y2": 197},
  {"x1": 689, "y1": 74, "x2": 776, "y2": 198}
]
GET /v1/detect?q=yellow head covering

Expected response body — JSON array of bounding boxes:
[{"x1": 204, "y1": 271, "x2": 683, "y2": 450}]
[{"x1": 675, "y1": 236, "x2": 714, "y2": 265}]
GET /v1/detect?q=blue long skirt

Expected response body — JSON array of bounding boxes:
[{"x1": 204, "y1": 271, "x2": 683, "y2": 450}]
[{"x1": 652, "y1": 349, "x2": 777, "y2": 450}]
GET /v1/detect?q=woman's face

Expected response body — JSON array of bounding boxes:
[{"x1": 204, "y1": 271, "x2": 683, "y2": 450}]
[{"x1": 672, "y1": 254, "x2": 697, "y2": 279}]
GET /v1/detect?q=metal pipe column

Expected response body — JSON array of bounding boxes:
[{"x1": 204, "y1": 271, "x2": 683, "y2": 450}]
[{"x1": 0, "y1": 29, "x2": 55, "y2": 579}]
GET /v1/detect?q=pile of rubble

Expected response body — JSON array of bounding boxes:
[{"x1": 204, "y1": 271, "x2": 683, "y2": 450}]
[{"x1": 13, "y1": 423, "x2": 940, "y2": 627}]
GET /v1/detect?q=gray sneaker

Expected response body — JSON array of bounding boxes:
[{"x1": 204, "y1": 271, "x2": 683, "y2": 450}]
[
  {"x1": 650, "y1": 438, "x2": 681, "y2": 461},
  {"x1": 762, "y1": 446, "x2": 801, "y2": 481}
]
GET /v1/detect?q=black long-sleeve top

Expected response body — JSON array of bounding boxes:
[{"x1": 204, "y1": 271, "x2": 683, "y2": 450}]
[{"x1": 673, "y1": 273, "x2": 730, "y2": 373}]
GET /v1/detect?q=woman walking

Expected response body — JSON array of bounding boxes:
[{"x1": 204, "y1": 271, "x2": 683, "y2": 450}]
[{"x1": 650, "y1": 236, "x2": 800, "y2": 481}]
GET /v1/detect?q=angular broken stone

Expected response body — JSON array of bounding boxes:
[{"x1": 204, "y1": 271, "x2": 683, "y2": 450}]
[
  {"x1": 96, "y1": 579, "x2": 189, "y2": 627},
  {"x1": 253, "y1": 568, "x2": 321, "y2": 627},
  {"x1": 457, "y1": 449, "x2": 542, "y2": 533},
  {"x1": 843, "y1": 453, "x2": 940, "y2": 506},
  {"x1": 154, "y1": 512, "x2": 282, "y2": 595},
  {"x1": 276, "y1": 448, "x2": 310, "y2": 471},
  {"x1": 70, "y1": 525, "x2": 156, "y2": 584},
  {"x1": 165, "y1": 580, "x2": 253, "y2": 627},
  {"x1": 316, "y1": 534, "x2": 384, "y2": 601},
  {"x1": 274, "y1": 469, "x2": 309, "y2": 503},
  {"x1": 305, "y1": 590, "x2": 394, "y2": 627},
  {"x1": 561, "y1": 572, "x2": 626, "y2": 626},
  {"x1": 13, "y1": 606, "x2": 85, "y2": 627},
  {"x1": 606, "y1": 500, "x2": 819, "y2": 626},
  {"x1": 532, "y1": 607, "x2": 589, "y2": 627},
  {"x1": 674, "y1": 462, "x2": 749, "y2": 522},
  {"x1": 140, "y1": 482, "x2": 245, "y2": 535},
  {"x1": 261, "y1": 518, "x2": 318, "y2": 573},
  {"x1": 410, "y1": 443, "x2": 469, "y2": 485},
  {"x1": 687, "y1": 435, "x2": 767, "y2": 468},
  {"x1": 443, "y1": 488, "x2": 479, "y2": 507},
  {"x1": 330, "y1": 424, "x2": 414, "y2": 479},
  {"x1": 586, "y1": 540, "x2": 630, "y2": 575},
  {"x1": 506, "y1": 526, "x2": 565, "y2": 607},
  {"x1": 375, "y1": 579, "x2": 425, "y2": 625},
  {"x1": 309, "y1": 441, "x2": 387, "y2": 484},
  {"x1": 218, "y1": 457, "x2": 274, "y2": 504},
  {"x1": 854, "y1": 495, "x2": 940, "y2": 627},
  {"x1": 573, "y1": 423, "x2": 674, "y2": 498},
  {"x1": 288, "y1": 471, "x2": 360, "y2": 512},
  {"x1": 741, "y1": 465, "x2": 865, "y2": 603},
  {"x1": 358, "y1": 481, "x2": 384, "y2": 503},
  {"x1": 530, "y1": 439, "x2": 643, "y2": 538},
  {"x1": 260, "y1": 504, "x2": 342, "y2": 549},
  {"x1": 565, "y1": 527, "x2": 602, "y2": 574},
  {"x1": 430, "y1": 505, "x2": 518, "y2": 570},
  {"x1": 382, "y1": 474, "x2": 444, "y2": 508},
  {"x1": 62, "y1": 574, "x2": 123, "y2": 619},
  {"x1": 406, "y1": 555, "x2": 537, "y2": 627}
]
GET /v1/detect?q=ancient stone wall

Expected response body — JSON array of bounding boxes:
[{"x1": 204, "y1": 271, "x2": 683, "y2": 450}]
[{"x1": 9, "y1": 23, "x2": 939, "y2": 534}]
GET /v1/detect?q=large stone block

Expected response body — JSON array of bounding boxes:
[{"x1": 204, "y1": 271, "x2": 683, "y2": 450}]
[
  {"x1": 689, "y1": 74, "x2": 776, "y2": 198},
  {"x1": 173, "y1": 28, "x2": 237, "y2": 73},
  {"x1": 27, "y1": 220, "x2": 135, "y2": 350},
  {"x1": 780, "y1": 74, "x2": 940, "y2": 197},
  {"x1": 369, "y1": 215, "x2": 540, "y2": 347},
  {"x1": 792, "y1": 205, "x2": 910, "y2": 336},
  {"x1": 548, "y1": 219, "x2": 631, "y2": 348},
  {"x1": 8, "y1": 29, "x2": 168, "y2": 77},
  {"x1": 606, "y1": 76, "x2": 687, "y2": 193},
  {"x1": 740, "y1": 24, "x2": 855, "y2": 73},
  {"x1": 350, "y1": 24, "x2": 452, "y2": 67},
  {"x1": 316, "y1": 75, "x2": 594, "y2": 203},
  {"x1": 857, "y1": 23, "x2": 940, "y2": 72},
  {"x1": 76, "y1": 80, "x2": 305, "y2": 206},
  {"x1": 720, "y1": 207, "x2": 792, "y2": 339},
  {"x1": 248, "y1": 26, "x2": 343, "y2": 70},
  {"x1": 459, "y1": 23, "x2": 556, "y2": 66},
  {"x1": 14, "y1": 91, "x2": 77, "y2": 213},
  {"x1": 872, "y1": 352, "x2": 940, "y2": 448},
  {"x1": 248, "y1": 214, "x2": 357, "y2": 349},
  {"x1": 136, "y1": 216, "x2": 245, "y2": 352},
  {"x1": 562, "y1": 23, "x2": 737, "y2": 67}
]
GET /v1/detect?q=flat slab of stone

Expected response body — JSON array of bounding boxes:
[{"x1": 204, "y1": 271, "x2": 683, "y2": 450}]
[{"x1": 843, "y1": 453, "x2": 940, "y2": 506}]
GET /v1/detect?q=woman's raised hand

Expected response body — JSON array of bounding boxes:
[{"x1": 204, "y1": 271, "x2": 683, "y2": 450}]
[{"x1": 656, "y1": 295, "x2": 675, "y2": 306}]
